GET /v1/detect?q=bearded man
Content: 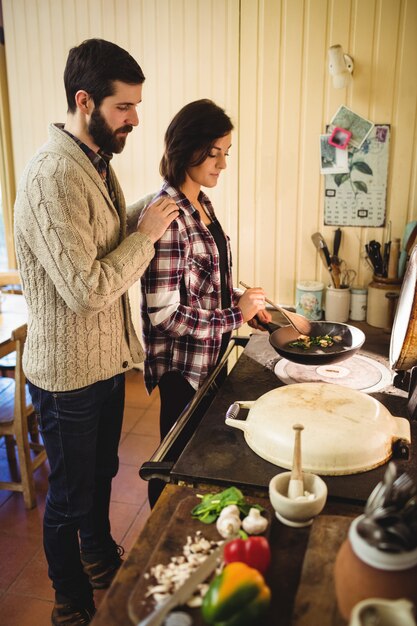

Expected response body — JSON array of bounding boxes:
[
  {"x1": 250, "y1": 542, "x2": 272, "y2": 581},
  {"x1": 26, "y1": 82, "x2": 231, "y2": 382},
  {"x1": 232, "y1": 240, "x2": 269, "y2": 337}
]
[{"x1": 13, "y1": 38, "x2": 178, "y2": 626}]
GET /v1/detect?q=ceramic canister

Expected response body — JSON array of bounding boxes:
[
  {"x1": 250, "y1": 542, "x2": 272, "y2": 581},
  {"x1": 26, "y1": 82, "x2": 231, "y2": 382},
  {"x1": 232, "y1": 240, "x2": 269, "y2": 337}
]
[
  {"x1": 367, "y1": 275, "x2": 402, "y2": 329},
  {"x1": 295, "y1": 281, "x2": 324, "y2": 321},
  {"x1": 324, "y1": 286, "x2": 351, "y2": 323},
  {"x1": 349, "y1": 286, "x2": 367, "y2": 321},
  {"x1": 334, "y1": 516, "x2": 417, "y2": 620}
]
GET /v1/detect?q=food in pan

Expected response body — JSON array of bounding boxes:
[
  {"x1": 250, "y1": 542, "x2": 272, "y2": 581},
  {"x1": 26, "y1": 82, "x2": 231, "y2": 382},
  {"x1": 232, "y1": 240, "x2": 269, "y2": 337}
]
[{"x1": 288, "y1": 334, "x2": 342, "y2": 350}]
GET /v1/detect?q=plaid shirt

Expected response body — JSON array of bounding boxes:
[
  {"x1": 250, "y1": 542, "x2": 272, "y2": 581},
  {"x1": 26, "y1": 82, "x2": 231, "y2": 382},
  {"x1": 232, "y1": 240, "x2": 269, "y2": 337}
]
[
  {"x1": 63, "y1": 129, "x2": 118, "y2": 208},
  {"x1": 141, "y1": 181, "x2": 243, "y2": 393}
]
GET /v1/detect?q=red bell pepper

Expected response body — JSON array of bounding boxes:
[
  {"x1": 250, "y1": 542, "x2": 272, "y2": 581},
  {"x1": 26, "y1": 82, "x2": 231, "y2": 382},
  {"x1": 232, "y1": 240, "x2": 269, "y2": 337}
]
[{"x1": 223, "y1": 536, "x2": 271, "y2": 574}]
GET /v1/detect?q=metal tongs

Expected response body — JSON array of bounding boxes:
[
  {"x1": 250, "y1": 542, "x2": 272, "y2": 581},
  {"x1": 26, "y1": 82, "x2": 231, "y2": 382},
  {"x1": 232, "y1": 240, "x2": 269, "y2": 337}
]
[{"x1": 128, "y1": 543, "x2": 224, "y2": 626}]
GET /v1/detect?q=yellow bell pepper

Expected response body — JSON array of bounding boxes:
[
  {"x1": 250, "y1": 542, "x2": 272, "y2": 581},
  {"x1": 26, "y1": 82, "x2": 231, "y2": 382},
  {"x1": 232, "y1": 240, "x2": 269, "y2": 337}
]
[{"x1": 201, "y1": 561, "x2": 271, "y2": 625}]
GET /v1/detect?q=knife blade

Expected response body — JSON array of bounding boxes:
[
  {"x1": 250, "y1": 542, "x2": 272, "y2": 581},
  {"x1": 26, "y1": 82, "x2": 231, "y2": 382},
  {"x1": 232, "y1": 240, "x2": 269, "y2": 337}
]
[{"x1": 135, "y1": 543, "x2": 224, "y2": 626}]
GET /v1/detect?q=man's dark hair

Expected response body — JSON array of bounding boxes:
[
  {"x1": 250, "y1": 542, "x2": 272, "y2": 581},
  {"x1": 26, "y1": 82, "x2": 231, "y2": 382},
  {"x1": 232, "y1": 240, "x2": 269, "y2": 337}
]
[
  {"x1": 64, "y1": 38, "x2": 145, "y2": 113},
  {"x1": 160, "y1": 99, "x2": 234, "y2": 188}
]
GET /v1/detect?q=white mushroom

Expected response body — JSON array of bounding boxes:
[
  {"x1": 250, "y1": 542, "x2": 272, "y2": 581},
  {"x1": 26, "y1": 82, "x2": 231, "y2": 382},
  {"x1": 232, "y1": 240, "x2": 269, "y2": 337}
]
[
  {"x1": 242, "y1": 508, "x2": 268, "y2": 535},
  {"x1": 218, "y1": 504, "x2": 240, "y2": 519},
  {"x1": 216, "y1": 513, "x2": 241, "y2": 538}
]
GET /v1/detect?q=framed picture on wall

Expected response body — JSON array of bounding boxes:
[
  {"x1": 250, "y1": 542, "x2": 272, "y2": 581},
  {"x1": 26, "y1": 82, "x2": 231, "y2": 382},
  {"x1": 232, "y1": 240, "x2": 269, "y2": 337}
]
[
  {"x1": 324, "y1": 124, "x2": 390, "y2": 227},
  {"x1": 319, "y1": 135, "x2": 349, "y2": 174},
  {"x1": 328, "y1": 105, "x2": 374, "y2": 149}
]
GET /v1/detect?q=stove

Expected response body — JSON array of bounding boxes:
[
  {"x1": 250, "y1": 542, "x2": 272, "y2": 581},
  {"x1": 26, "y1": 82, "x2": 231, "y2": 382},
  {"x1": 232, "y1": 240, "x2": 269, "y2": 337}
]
[
  {"x1": 274, "y1": 354, "x2": 393, "y2": 393},
  {"x1": 140, "y1": 331, "x2": 416, "y2": 505}
]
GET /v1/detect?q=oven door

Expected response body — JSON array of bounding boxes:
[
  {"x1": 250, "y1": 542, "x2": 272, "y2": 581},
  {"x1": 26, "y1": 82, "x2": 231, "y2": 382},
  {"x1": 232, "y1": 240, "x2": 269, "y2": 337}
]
[{"x1": 139, "y1": 336, "x2": 249, "y2": 484}]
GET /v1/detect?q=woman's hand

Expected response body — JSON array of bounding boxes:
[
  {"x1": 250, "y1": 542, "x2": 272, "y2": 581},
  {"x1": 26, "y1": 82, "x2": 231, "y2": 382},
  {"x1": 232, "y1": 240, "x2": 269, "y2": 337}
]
[
  {"x1": 136, "y1": 197, "x2": 179, "y2": 243},
  {"x1": 238, "y1": 288, "x2": 269, "y2": 323},
  {"x1": 247, "y1": 309, "x2": 272, "y2": 330}
]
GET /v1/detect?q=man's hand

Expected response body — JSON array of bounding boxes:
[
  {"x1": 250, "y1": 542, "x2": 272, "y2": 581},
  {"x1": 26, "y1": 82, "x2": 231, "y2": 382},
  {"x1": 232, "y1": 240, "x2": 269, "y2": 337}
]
[{"x1": 136, "y1": 197, "x2": 179, "y2": 243}]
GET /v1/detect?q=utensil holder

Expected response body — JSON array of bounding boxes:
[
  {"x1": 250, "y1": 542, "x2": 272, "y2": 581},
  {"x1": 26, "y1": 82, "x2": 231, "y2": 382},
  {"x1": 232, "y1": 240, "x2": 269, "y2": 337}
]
[{"x1": 334, "y1": 515, "x2": 417, "y2": 620}]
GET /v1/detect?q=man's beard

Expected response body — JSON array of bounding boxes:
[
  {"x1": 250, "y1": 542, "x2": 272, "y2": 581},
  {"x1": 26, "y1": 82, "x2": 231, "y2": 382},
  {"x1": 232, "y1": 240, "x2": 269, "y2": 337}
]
[{"x1": 88, "y1": 108, "x2": 133, "y2": 154}]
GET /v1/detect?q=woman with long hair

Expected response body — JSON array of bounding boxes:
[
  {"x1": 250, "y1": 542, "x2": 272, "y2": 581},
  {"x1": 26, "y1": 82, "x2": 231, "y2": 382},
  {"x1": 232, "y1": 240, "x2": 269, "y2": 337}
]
[{"x1": 141, "y1": 99, "x2": 270, "y2": 504}]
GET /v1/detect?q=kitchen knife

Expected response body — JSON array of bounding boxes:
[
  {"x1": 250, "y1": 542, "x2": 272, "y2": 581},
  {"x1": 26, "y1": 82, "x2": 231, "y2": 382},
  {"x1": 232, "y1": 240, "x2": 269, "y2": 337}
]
[
  {"x1": 368, "y1": 240, "x2": 384, "y2": 275},
  {"x1": 135, "y1": 543, "x2": 223, "y2": 626},
  {"x1": 332, "y1": 228, "x2": 342, "y2": 260}
]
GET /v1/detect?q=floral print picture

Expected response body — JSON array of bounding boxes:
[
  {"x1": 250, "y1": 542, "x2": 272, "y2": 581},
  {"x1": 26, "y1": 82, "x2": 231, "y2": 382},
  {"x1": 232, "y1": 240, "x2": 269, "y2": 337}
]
[{"x1": 324, "y1": 125, "x2": 390, "y2": 227}]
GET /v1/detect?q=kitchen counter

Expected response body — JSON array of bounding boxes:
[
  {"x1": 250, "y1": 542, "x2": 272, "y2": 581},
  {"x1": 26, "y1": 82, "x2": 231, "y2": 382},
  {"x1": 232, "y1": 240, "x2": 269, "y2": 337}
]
[
  {"x1": 91, "y1": 322, "x2": 415, "y2": 626},
  {"x1": 169, "y1": 324, "x2": 415, "y2": 503},
  {"x1": 91, "y1": 484, "x2": 362, "y2": 626}
]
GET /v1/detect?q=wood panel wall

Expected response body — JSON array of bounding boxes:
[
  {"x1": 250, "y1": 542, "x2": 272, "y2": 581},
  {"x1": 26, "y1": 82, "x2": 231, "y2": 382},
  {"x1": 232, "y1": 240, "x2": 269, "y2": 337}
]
[
  {"x1": 238, "y1": 0, "x2": 417, "y2": 303},
  {"x1": 3, "y1": 0, "x2": 417, "y2": 305}
]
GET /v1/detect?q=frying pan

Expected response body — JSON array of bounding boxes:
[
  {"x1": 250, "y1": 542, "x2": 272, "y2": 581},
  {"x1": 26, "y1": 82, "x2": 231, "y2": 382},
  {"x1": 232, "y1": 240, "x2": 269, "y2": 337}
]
[{"x1": 260, "y1": 320, "x2": 365, "y2": 365}]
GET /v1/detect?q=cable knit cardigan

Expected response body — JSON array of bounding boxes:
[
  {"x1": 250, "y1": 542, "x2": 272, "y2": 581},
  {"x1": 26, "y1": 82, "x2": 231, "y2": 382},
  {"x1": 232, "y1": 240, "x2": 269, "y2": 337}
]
[{"x1": 14, "y1": 123, "x2": 155, "y2": 391}]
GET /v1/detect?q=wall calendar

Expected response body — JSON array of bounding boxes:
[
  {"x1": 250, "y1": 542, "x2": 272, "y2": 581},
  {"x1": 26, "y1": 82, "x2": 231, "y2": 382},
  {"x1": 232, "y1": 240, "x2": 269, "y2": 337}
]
[{"x1": 324, "y1": 124, "x2": 390, "y2": 227}]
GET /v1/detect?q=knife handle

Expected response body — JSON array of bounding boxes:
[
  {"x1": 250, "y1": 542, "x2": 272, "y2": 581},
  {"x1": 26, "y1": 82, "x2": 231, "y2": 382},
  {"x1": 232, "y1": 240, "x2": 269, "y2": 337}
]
[
  {"x1": 333, "y1": 228, "x2": 342, "y2": 258},
  {"x1": 321, "y1": 243, "x2": 332, "y2": 268},
  {"x1": 388, "y1": 238, "x2": 400, "y2": 279},
  {"x1": 318, "y1": 249, "x2": 336, "y2": 287}
]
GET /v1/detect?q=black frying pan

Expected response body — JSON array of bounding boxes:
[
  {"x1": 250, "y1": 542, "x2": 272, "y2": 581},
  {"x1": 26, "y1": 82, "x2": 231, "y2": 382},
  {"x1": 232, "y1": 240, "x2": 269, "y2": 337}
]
[{"x1": 261, "y1": 321, "x2": 366, "y2": 365}]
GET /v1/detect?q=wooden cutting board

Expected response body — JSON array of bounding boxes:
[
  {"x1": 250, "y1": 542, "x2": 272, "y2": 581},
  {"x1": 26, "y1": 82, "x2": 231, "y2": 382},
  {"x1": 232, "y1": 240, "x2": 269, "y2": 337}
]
[
  {"x1": 127, "y1": 494, "x2": 271, "y2": 625},
  {"x1": 292, "y1": 515, "x2": 352, "y2": 626}
]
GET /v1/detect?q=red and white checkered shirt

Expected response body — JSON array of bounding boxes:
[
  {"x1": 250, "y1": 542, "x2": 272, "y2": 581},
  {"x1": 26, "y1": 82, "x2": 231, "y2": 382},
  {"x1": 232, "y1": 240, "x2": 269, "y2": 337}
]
[{"x1": 141, "y1": 181, "x2": 243, "y2": 393}]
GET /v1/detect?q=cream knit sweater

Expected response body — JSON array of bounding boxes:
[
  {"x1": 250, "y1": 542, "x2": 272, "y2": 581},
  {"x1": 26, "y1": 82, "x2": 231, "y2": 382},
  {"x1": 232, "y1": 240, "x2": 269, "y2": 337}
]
[{"x1": 14, "y1": 124, "x2": 155, "y2": 391}]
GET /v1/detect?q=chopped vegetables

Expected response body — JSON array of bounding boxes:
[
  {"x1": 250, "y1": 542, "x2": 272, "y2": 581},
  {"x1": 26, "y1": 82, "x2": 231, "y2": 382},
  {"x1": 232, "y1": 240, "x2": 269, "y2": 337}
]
[
  {"x1": 191, "y1": 487, "x2": 263, "y2": 525},
  {"x1": 144, "y1": 531, "x2": 221, "y2": 607},
  {"x1": 288, "y1": 334, "x2": 342, "y2": 350}
]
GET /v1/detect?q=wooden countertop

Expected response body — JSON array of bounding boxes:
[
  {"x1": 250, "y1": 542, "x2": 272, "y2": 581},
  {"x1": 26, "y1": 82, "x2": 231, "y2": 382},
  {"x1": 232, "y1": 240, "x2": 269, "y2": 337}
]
[{"x1": 91, "y1": 484, "x2": 362, "y2": 626}]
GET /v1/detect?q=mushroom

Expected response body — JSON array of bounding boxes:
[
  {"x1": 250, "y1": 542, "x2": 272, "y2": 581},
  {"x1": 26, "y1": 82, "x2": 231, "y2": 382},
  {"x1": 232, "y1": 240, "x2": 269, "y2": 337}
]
[
  {"x1": 216, "y1": 512, "x2": 241, "y2": 538},
  {"x1": 218, "y1": 504, "x2": 240, "y2": 519},
  {"x1": 242, "y1": 508, "x2": 268, "y2": 535}
]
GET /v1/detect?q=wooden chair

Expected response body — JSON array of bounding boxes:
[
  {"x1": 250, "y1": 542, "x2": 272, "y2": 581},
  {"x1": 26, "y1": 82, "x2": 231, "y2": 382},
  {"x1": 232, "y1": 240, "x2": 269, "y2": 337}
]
[{"x1": 0, "y1": 324, "x2": 47, "y2": 508}]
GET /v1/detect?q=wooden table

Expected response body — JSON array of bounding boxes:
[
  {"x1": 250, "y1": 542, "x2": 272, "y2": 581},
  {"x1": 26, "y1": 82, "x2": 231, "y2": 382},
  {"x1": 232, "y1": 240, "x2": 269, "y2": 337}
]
[{"x1": 0, "y1": 293, "x2": 28, "y2": 346}]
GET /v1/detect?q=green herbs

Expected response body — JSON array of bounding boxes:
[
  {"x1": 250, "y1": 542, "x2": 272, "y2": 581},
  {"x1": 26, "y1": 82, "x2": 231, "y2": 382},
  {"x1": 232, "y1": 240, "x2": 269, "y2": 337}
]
[
  {"x1": 191, "y1": 487, "x2": 263, "y2": 524},
  {"x1": 288, "y1": 334, "x2": 342, "y2": 350}
]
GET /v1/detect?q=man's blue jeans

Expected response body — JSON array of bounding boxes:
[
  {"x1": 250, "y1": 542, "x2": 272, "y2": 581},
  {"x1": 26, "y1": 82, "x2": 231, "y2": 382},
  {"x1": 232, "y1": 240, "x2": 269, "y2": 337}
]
[{"x1": 28, "y1": 374, "x2": 125, "y2": 605}]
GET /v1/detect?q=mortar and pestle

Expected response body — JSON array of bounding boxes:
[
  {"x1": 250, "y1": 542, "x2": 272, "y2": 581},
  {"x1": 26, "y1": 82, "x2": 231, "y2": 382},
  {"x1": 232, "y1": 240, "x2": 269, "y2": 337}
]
[{"x1": 268, "y1": 424, "x2": 328, "y2": 527}]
